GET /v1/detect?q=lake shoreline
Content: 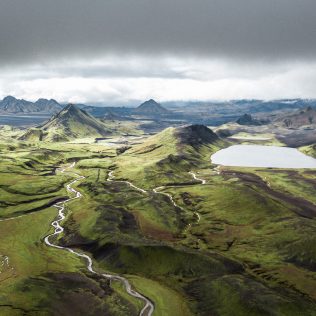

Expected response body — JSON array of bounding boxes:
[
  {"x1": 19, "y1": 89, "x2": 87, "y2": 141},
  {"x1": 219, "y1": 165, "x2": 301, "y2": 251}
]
[{"x1": 211, "y1": 144, "x2": 316, "y2": 169}]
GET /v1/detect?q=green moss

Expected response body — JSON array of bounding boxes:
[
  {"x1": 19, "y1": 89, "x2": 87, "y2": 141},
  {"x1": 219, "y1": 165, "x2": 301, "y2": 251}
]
[{"x1": 1, "y1": 127, "x2": 316, "y2": 315}]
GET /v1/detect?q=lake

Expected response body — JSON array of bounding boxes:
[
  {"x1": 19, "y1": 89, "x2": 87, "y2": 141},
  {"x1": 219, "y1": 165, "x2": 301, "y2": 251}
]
[
  {"x1": 0, "y1": 114, "x2": 50, "y2": 127},
  {"x1": 211, "y1": 145, "x2": 316, "y2": 168}
]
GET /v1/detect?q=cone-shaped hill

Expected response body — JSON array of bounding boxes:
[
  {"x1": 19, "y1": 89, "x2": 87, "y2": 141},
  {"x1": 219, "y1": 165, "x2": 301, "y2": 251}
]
[
  {"x1": 130, "y1": 124, "x2": 220, "y2": 157},
  {"x1": 174, "y1": 124, "x2": 219, "y2": 147},
  {"x1": 129, "y1": 124, "x2": 219, "y2": 157},
  {"x1": 20, "y1": 104, "x2": 112, "y2": 142},
  {"x1": 116, "y1": 124, "x2": 224, "y2": 188},
  {"x1": 134, "y1": 99, "x2": 169, "y2": 115}
]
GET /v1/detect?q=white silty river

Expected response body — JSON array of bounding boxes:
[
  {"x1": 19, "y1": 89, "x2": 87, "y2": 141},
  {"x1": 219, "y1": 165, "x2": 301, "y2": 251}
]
[
  {"x1": 0, "y1": 163, "x2": 207, "y2": 315},
  {"x1": 44, "y1": 163, "x2": 154, "y2": 316}
]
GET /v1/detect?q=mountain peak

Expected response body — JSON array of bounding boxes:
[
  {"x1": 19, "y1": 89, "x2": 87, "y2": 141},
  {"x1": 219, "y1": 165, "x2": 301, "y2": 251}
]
[
  {"x1": 35, "y1": 98, "x2": 58, "y2": 103},
  {"x1": 3, "y1": 95, "x2": 17, "y2": 102},
  {"x1": 63, "y1": 103, "x2": 78, "y2": 111},
  {"x1": 51, "y1": 104, "x2": 84, "y2": 122},
  {"x1": 135, "y1": 99, "x2": 169, "y2": 114},
  {"x1": 139, "y1": 99, "x2": 159, "y2": 106},
  {"x1": 175, "y1": 124, "x2": 219, "y2": 147},
  {"x1": 20, "y1": 104, "x2": 112, "y2": 142},
  {"x1": 147, "y1": 99, "x2": 158, "y2": 104}
]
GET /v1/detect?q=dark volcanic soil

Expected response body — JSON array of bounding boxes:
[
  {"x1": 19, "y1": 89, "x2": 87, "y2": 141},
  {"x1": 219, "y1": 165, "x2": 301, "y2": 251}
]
[{"x1": 222, "y1": 170, "x2": 316, "y2": 219}]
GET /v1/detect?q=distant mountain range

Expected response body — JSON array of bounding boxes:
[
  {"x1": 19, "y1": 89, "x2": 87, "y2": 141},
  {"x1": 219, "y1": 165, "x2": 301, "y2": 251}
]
[
  {"x1": 0, "y1": 96, "x2": 169, "y2": 117},
  {"x1": 165, "y1": 98, "x2": 316, "y2": 111},
  {"x1": 234, "y1": 106, "x2": 316, "y2": 128},
  {"x1": 102, "y1": 98, "x2": 169, "y2": 120},
  {"x1": 3, "y1": 95, "x2": 316, "y2": 128},
  {"x1": 2, "y1": 96, "x2": 316, "y2": 116},
  {"x1": 0, "y1": 96, "x2": 63, "y2": 113},
  {"x1": 84, "y1": 99, "x2": 170, "y2": 118},
  {"x1": 20, "y1": 104, "x2": 111, "y2": 142}
]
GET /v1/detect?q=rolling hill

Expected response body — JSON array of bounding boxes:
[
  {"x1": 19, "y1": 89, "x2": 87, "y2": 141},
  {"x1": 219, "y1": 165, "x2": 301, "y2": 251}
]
[
  {"x1": 128, "y1": 124, "x2": 220, "y2": 161},
  {"x1": 20, "y1": 104, "x2": 112, "y2": 142},
  {"x1": 3, "y1": 119, "x2": 316, "y2": 315},
  {"x1": 114, "y1": 124, "x2": 224, "y2": 189}
]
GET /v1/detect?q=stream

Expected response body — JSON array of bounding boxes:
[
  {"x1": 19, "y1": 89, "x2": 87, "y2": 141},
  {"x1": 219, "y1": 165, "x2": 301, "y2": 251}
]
[
  {"x1": 44, "y1": 163, "x2": 154, "y2": 316},
  {"x1": 108, "y1": 170, "x2": 205, "y2": 225},
  {"x1": 0, "y1": 163, "x2": 207, "y2": 315}
]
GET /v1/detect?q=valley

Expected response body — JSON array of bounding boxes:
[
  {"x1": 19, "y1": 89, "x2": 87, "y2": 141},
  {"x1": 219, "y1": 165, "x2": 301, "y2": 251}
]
[
  {"x1": 1, "y1": 103, "x2": 316, "y2": 315},
  {"x1": 2, "y1": 1, "x2": 316, "y2": 315}
]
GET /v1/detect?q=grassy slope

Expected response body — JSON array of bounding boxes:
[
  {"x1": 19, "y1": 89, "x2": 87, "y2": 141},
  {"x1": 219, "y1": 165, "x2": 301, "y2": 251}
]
[
  {"x1": 0, "y1": 143, "x2": 143, "y2": 315},
  {"x1": 301, "y1": 143, "x2": 316, "y2": 158},
  {"x1": 21, "y1": 105, "x2": 113, "y2": 142},
  {"x1": 59, "y1": 127, "x2": 316, "y2": 315},
  {"x1": 1, "y1": 126, "x2": 316, "y2": 315},
  {"x1": 20, "y1": 109, "x2": 148, "y2": 144},
  {"x1": 72, "y1": 127, "x2": 316, "y2": 315},
  {"x1": 114, "y1": 127, "x2": 226, "y2": 188}
]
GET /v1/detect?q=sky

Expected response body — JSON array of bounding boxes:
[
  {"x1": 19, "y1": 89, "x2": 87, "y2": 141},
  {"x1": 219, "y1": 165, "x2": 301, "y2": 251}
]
[{"x1": 1, "y1": 0, "x2": 316, "y2": 105}]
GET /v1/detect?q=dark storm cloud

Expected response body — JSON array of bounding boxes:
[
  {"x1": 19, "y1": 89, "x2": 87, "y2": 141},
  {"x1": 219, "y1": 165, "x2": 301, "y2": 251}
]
[{"x1": 0, "y1": 0, "x2": 316, "y2": 66}]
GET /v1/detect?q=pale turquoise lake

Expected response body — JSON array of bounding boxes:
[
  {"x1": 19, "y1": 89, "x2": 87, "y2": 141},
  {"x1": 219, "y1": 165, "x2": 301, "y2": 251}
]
[{"x1": 211, "y1": 145, "x2": 316, "y2": 168}]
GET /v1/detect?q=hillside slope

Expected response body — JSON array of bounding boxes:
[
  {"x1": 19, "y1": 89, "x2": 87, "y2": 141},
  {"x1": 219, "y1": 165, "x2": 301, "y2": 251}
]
[
  {"x1": 276, "y1": 107, "x2": 316, "y2": 128},
  {"x1": 114, "y1": 124, "x2": 225, "y2": 188},
  {"x1": 20, "y1": 104, "x2": 112, "y2": 142}
]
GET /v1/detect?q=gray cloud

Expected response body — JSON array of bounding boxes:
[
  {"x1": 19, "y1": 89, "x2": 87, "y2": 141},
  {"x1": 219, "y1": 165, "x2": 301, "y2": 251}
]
[
  {"x1": 1, "y1": 0, "x2": 316, "y2": 66},
  {"x1": 1, "y1": 0, "x2": 316, "y2": 103}
]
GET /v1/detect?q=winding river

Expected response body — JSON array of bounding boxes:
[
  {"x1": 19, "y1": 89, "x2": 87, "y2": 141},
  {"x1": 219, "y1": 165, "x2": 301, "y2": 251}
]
[
  {"x1": 44, "y1": 163, "x2": 154, "y2": 316},
  {"x1": 108, "y1": 170, "x2": 205, "y2": 226},
  {"x1": 0, "y1": 163, "x2": 207, "y2": 315}
]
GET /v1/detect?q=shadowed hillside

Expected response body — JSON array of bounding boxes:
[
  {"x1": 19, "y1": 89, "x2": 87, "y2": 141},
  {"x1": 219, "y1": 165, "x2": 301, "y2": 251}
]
[{"x1": 175, "y1": 124, "x2": 219, "y2": 147}]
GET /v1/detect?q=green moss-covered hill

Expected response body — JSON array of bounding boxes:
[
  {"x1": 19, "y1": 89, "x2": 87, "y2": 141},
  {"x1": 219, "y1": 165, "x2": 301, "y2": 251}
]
[
  {"x1": 1, "y1": 124, "x2": 316, "y2": 315},
  {"x1": 20, "y1": 104, "x2": 112, "y2": 142}
]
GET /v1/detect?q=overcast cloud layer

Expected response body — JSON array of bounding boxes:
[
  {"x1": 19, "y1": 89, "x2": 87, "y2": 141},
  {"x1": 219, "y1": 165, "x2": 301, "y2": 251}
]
[{"x1": 1, "y1": 0, "x2": 316, "y2": 103}]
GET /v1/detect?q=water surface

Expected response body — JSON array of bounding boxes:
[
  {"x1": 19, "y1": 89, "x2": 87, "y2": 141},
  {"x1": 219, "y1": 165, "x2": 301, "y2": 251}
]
[
  {"x1": 0, "y1": 114, "x2": 50, "y2": 127},
  {"x1": 211, "y1": 145, "x2": 316, "y2": 168}
]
